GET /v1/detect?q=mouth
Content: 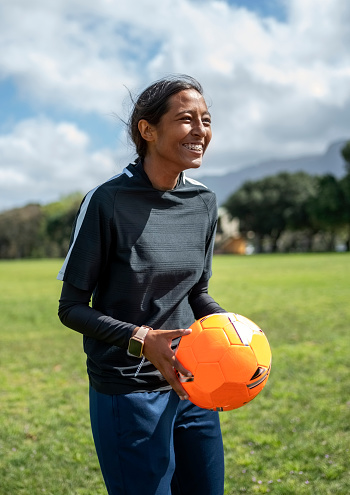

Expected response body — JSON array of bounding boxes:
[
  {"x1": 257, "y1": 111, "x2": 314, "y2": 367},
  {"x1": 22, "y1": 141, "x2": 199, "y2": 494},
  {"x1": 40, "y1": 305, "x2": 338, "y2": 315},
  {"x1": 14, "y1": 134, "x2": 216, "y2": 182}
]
[{"x1": 183, "y1": 143, "x2": 203, "y2": 153}]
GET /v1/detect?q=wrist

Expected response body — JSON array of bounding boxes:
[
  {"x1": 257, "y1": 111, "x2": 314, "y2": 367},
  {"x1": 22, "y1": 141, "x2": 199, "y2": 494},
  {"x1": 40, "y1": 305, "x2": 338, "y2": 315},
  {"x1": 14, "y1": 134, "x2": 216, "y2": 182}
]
[{"x1": 127, "y1": 325, "x2": 153, "y2": 357}]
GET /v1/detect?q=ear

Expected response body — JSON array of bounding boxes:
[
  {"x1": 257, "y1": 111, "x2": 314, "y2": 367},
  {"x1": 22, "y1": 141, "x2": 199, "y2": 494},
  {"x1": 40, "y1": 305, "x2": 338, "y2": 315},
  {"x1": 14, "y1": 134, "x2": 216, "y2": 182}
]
[{"x1": 138, "y1": 120, "x2": 156, "y2": 142}]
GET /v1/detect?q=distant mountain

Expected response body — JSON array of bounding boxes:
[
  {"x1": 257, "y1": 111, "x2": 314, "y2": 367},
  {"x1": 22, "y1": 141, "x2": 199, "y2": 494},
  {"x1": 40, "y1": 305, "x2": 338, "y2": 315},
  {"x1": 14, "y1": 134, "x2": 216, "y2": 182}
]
[{"x1": 193, "y1": 140, "x2": 348, "y2": 206}]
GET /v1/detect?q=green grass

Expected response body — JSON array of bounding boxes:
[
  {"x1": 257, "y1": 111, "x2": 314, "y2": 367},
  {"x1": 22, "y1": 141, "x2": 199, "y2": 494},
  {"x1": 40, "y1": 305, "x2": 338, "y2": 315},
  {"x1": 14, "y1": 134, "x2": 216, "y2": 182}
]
[{"x1": 1, "y1": 255, "x2": 349, "y2": 494}]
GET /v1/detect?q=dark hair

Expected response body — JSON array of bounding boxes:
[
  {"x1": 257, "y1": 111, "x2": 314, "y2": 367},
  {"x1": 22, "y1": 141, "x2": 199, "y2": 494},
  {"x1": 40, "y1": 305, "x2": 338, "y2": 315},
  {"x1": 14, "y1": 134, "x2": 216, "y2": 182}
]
[{"x1": 128, "y1": 75, "x2": 203, "y2": 160}]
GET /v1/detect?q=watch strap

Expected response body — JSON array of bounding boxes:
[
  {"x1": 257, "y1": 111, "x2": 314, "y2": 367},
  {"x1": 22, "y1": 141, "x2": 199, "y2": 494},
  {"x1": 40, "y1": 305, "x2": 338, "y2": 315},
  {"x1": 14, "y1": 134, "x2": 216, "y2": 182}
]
[{"x1": 134, "y1": 325, "x2": 152, "y2": 342}]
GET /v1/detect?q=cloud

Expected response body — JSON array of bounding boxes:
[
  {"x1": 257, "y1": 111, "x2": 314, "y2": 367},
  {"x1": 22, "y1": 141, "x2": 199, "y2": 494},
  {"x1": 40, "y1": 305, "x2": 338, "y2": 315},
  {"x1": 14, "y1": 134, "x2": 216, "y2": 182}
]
[
  {"x1": 0, "y1": 1, "x2": 139, "y2": 114},
  {"x1": 2, "y1": 0, "x2": 349, "y2": 111},
  {"x1": 0, "y1": 0, "x2": 349, "y2": 209},
  {"x1": 0, "y1": 117, "x2": 128, "y2": 211}
]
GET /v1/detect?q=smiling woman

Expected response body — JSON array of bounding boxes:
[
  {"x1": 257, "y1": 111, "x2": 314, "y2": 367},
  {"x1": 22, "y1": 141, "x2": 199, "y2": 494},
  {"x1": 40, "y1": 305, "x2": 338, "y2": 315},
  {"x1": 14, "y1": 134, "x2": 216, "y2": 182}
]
[
  {"x1": 57, "y1": 75, "x2": 227, "y2": 495},
  {"x1": 139, "y1": 88, "x2": 212, "y2": 190}
]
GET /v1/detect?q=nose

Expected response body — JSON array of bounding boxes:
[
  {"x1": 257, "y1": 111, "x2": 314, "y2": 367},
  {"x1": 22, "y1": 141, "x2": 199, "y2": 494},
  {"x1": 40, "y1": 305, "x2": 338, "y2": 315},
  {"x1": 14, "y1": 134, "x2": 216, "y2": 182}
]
[{"x1": 191, "y1": 119, "x2": 206, "y2": 137}]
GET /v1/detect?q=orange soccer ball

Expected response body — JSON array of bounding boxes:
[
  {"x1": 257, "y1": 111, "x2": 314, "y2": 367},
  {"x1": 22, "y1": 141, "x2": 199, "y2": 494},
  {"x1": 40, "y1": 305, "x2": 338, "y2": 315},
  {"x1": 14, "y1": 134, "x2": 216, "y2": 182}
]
[{"x1": 176, "y1": 313, "x2": 271, "y2": 411}]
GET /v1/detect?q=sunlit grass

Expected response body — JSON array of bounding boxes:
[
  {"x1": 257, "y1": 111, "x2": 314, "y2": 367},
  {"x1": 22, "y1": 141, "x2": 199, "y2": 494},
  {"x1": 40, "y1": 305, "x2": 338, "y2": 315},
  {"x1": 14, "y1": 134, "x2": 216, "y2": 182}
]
[
  {"x1": 0, "y1": 255, "x2": 349, "y2": 494},
  {"x1": 211, "y1": 253, "x2": 350, "y2": 494}
]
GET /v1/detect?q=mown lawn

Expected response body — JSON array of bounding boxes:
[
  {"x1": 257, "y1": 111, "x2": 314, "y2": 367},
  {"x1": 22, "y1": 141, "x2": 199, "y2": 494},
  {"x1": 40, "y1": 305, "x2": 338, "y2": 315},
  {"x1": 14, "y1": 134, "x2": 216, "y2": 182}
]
[{"x1": 0, "y1": 254, "x2": 349, "y2": 494}]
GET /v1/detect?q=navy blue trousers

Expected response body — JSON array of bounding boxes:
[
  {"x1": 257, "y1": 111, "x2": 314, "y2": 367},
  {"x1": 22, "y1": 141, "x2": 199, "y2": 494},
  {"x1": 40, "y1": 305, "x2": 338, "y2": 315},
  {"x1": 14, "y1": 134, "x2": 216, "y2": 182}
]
[{"x1": 89, "y1": 387, "x2": 225, "y2": 495}]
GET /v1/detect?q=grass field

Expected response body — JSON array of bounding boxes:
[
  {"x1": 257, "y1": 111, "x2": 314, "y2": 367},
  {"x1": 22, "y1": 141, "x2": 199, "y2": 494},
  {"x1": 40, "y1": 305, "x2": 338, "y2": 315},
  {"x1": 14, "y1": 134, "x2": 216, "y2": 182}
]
[{"x1": 0, "y1": 254, "x2": 349, "y2": 494}]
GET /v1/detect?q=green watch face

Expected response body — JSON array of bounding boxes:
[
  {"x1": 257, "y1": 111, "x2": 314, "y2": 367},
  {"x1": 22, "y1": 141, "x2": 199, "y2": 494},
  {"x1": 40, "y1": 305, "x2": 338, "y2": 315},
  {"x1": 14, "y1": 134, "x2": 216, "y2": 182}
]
[{"x1": 128, "y1": 338, "x2": 143, "y2": 357}]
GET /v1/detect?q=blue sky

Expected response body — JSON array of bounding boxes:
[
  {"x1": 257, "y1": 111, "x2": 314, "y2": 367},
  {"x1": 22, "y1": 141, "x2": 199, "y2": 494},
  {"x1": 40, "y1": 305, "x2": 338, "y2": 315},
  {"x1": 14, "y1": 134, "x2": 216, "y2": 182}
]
[
  {"x1": 226, "y1": 0, "x2": 287, "y2": 21},
  {"x1": 0, "y1": 0, "x2": 349, "y2": 211}
]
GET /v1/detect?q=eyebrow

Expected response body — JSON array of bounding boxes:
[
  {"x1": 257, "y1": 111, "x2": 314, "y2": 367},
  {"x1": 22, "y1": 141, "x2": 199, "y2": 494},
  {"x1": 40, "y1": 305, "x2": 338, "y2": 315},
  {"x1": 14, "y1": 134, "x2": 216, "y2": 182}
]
[{"x1": 174, "y1": 110, "x2": 212, "y2": 118}]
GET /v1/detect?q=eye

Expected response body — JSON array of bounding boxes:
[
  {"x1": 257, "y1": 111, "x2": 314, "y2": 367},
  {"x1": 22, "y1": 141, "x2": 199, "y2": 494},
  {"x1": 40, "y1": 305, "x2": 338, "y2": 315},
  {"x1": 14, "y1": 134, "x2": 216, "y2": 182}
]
[{"x1": 202, "y1": 117, "x2": 211, "y2": 126}]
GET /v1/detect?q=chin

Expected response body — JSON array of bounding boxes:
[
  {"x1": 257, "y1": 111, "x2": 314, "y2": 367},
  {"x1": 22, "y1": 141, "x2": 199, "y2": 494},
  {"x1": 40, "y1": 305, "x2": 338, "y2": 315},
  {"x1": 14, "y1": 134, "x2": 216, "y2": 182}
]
[{"x1": 188, "y1": 158, "x2": 203, "y2": 170}]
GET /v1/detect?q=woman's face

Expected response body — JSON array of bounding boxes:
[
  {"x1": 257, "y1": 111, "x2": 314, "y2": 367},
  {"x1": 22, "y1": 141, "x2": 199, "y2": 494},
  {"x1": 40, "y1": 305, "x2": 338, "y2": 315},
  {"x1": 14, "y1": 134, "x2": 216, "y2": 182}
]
[{"x1": 146, "y1": 88, "x2": 212, "y2": 174}]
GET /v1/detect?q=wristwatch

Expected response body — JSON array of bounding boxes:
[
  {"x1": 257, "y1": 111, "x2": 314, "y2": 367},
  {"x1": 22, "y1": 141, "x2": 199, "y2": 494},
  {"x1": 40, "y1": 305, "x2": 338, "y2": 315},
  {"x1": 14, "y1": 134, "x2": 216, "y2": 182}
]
[{"x1": 127, "y1": 325, "x2": 152, "y2": 358}]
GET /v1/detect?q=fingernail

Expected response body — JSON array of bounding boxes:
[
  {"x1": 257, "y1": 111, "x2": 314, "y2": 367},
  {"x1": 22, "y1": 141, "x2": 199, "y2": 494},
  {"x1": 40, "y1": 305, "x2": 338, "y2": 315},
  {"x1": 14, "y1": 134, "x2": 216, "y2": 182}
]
[
  {"x1": 180, "y1": 395, "x2": 189, "y2": 401},
  {"x1": 178, "y1": 373, "x2": 193, "y2": 383}
]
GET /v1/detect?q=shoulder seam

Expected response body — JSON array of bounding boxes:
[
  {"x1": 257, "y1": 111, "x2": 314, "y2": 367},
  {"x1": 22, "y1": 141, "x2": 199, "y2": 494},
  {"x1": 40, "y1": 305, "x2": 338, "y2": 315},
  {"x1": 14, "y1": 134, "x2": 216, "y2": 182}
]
[
  {"x1": 183, "y1": 175, "x2": 208, "y2": 189},
  {"x1": 57, "y1": 168, "x2": 131, "y2": 281}
]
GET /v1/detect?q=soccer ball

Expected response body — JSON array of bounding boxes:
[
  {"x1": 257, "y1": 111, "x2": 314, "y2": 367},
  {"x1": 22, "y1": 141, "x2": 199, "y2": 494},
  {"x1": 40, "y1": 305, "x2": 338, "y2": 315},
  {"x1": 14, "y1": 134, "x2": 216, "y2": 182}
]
[{"x1": 176, "y1": 313, "x2": 271, "y2": 411}]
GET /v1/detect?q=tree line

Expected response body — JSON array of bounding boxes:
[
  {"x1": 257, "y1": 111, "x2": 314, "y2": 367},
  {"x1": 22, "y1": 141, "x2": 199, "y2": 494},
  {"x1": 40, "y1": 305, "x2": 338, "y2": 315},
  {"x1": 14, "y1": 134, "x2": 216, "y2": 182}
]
[
  {"x1": 0, "y1": 193, "x2": 83, "y2": 259},
  {"x1": 0, "y1": 142, "x2": 349, "y2": 259},
  {"x1": 224, "y1": 142, "x2": 350, "y2": 253}
]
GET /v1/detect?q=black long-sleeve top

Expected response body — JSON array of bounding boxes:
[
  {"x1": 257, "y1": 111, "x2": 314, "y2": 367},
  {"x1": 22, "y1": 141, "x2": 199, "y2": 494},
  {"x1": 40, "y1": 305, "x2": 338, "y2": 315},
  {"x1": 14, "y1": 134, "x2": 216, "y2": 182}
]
[{"x1": 57, "y1": 161, "x2": 225, "y2": 394}]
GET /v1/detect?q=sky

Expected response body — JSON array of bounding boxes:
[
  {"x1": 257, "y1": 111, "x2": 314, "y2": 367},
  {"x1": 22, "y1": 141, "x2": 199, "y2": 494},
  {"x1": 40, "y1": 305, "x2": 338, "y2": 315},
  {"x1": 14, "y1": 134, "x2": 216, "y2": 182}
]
[{"x1": 0, "y1": 0, "x2": 349, "y2": 211}]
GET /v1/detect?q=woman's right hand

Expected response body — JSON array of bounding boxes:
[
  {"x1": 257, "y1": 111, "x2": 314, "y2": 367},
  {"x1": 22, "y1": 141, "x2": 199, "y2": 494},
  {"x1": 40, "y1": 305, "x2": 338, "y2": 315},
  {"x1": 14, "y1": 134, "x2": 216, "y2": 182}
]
[{"x1": 141, "y1": 328, "x2": 194, "y2": 400}]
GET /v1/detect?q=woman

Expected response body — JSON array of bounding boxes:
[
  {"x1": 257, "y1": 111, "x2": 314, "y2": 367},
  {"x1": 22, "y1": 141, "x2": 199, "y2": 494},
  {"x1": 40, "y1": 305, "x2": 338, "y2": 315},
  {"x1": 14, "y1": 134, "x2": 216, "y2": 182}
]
[{"x1": 58, "y1": 75, "x2": 226, "y2": 495}]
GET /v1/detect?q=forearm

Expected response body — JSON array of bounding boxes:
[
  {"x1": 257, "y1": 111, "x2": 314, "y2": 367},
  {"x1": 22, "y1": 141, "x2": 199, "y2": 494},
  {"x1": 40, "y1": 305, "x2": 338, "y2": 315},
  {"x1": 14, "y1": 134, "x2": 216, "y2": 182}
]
[
  {"x1": 58, "y1": 282, "x2": 136, "y2": 349},
  {"x1": 188, "y1": 281, "x2": 226, "y2": 320}
]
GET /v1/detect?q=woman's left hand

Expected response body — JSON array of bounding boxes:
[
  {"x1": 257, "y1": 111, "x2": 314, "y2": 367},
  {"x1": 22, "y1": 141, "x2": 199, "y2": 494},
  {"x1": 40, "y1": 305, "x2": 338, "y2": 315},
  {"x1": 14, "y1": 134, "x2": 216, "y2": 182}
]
[{"x1": 142, "y1": 328, "x2": 193, "y2": 400}]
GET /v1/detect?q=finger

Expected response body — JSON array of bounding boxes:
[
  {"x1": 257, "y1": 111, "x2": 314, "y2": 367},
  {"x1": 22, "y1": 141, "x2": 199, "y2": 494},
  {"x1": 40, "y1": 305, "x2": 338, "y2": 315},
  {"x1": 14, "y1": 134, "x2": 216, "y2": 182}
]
[
  {"x1": 162, "y1": 367, "x2": 190, "y2": 400},
  {"x1": 161, "y1": 328, "x2": 192, "y2": 341},
  {"x1": 141, "y1": 346, "x2": 189, "y2": 398},
  {"x1": 173, "y1": 356, "x2": 194, "y2": 379}
]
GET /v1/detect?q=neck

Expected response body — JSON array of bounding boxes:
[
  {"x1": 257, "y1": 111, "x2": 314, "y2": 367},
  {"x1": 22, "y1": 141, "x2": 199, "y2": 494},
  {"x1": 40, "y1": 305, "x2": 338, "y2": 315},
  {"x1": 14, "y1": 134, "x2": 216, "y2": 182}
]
[{"x1": 143, "y1": 158, "x2": 180, "y2": 191}]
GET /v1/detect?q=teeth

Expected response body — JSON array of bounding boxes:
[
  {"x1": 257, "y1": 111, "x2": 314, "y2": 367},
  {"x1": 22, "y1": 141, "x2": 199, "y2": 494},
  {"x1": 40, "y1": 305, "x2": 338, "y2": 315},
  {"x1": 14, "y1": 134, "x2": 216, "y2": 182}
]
[{"x1": 184, "y1": 144, "x2": 203, "y2": 151}]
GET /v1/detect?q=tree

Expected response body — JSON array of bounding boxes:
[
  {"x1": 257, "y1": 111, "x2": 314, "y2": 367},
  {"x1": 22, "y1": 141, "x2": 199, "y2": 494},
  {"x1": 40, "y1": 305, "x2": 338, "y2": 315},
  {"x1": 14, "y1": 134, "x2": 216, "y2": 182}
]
[
  {"x1": 0, "y1": 204, "x2": 44, "y2": 258},
  {"x1": 0, "y1": 193, "x2": 82, "y2": 259},
  {"x1": 41, "y1": 193, "x2": 82, "y2": 257},
  {"x1": 339, "y1": 174, "x2": 350, "y2": 251},
  {"x1": 339, "y1": 142, "x2": 350, "y2": 250},
  {"x1": 224, "y1": 172, "x2": 317, "y2": 252},
  {"x1": 280, "y1": 174, "x2": 319, "y2": 251},
  {"x1": 307, "y1": 175, "x2": 345, "y2": 251},
  {"x1": 341, "y1": 141, "x2": 350, "y2": 172}
]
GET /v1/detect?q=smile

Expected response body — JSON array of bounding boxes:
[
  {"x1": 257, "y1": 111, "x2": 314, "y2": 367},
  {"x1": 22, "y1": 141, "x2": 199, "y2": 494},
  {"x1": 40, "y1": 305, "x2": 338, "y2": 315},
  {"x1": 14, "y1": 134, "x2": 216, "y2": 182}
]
[{"x1": 183, "y1": 143, "x2": 203, "y2": 152}]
